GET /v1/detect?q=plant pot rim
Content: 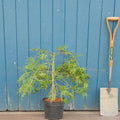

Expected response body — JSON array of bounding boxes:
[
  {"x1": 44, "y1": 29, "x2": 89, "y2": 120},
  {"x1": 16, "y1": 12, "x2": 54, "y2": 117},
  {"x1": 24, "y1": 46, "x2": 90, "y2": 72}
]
[{"x1": 43, "y1": 97, "x2": 64, "y2": 103}]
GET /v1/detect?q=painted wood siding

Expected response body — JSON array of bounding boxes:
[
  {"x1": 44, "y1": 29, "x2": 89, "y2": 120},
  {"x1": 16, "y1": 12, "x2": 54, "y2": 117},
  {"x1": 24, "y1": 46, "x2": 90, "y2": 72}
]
[{"x1": 0, "y1": 0, "x2": 120, "y2": 111}]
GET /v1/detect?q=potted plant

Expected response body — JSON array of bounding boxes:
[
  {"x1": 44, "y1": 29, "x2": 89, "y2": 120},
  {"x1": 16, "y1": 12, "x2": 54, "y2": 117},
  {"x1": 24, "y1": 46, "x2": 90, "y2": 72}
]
[{"x1": 18, "y1": 46, "x2": 89, "y2": 120}]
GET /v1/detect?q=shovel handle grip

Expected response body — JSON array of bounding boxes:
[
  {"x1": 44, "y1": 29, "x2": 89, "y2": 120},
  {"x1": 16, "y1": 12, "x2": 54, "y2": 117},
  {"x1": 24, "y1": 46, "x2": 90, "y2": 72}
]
[
  {"x1": 106, "y1": 17, "x2": 119, "y2": 21},
  {"x1": 106, "y1": 17, "x2": 119, "y2": 67}
]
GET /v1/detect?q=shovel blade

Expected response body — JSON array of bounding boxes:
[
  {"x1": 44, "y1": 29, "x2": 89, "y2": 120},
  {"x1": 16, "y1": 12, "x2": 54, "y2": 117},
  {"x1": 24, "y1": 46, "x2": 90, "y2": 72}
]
[{"x1": 100, "y1": 88, "x2": 118, "y2": 116}]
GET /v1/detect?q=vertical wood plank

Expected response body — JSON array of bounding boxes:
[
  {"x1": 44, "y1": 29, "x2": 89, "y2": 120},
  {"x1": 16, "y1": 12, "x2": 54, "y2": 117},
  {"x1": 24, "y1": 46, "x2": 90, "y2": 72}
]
[
  {"x1": 3, "y1": 0, "x2": 18, "y2": 110},
  {"x1": 64, "y1": 0, "x2": 77, "y2": 110},
  {"x1": 53, "y1": 0, "x2": 65, "y2": 110},
  {"x1": 0, "y1": 0, "x2": 7, "y2": 111},
  {"x1": 40, "y1": 0, "x2": 52, "y2": 110},
  {"x1": 86, "y1": 0, "x2": 102, "y2": 110},
  {"x1": 16, "y1": 0, "x2": 29, "y2": 110},
  {"x1": 112, "y1": 0, "x2": 120, "y2": 109},
  {"x1": 75, "y1": 0, "x2": 89, "y2": 110},
  {"x1": 28, "y1": 0, "x2": 41, "y2": 110},
  {"x1": 65, "y1": 0, "x2": 77, "y2": 52},
  {"x1": 97, "y1": 0, "x2": 115, "y2": 109},
  {"x1": 53, "y1": 0, "x2": 64, "y2": 53}
]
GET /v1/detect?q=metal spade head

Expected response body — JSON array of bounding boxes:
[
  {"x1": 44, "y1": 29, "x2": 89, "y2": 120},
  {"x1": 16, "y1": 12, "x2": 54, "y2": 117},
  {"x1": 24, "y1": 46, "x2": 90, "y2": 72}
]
[{"x1": 100, "y1": 88, "x2": 118, "y2": 116}]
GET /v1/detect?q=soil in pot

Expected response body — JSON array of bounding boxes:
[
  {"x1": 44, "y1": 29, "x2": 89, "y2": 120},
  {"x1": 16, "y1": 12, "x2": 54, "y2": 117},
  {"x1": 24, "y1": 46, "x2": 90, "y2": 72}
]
[{"x1": 43, "y1": 97, "x2": 64, "y2": 120}]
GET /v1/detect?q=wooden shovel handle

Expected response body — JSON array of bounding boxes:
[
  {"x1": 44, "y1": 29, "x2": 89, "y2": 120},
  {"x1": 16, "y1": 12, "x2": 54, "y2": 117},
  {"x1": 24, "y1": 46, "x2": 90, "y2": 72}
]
[{"x1": 106, "y1": 17, "x2": 119, "y2": 67}]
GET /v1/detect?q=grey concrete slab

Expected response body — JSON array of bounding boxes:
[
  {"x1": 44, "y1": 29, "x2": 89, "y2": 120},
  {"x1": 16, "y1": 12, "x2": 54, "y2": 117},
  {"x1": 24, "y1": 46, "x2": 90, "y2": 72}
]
[{"x1": 0, "y1": 111, "x2": 119, "y2": 120}]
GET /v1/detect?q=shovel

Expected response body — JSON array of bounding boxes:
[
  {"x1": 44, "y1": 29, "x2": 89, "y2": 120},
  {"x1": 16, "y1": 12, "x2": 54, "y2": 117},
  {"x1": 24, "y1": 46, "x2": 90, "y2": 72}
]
[{"x1": 100, "y1": 17, "x2": 119, "y2": 116}]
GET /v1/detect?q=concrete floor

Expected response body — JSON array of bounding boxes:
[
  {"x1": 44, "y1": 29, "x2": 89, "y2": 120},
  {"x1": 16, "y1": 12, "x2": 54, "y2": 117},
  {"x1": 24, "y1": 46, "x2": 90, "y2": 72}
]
[{"x1": 0, "y1": 111, "x2": 119, "y2": 120}]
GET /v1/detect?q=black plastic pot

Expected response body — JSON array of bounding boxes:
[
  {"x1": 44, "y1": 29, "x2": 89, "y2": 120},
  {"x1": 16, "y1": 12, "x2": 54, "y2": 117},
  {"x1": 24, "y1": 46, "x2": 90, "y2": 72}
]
[{"x1": 43, "y1": 98, "x2": 64, "y2": 120}]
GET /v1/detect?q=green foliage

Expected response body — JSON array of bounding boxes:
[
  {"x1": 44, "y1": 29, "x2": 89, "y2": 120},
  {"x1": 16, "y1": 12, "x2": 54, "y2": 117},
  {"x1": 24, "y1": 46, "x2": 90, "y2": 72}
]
[{"x1": 18, "y1": 46, "x2": 90, "y2": 103}]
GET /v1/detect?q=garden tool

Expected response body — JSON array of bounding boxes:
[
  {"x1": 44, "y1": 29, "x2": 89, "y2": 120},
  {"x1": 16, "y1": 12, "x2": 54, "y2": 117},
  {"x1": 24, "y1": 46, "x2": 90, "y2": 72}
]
[{"x1": 100, "y1": 17, "x2": 119, "y2": 116}]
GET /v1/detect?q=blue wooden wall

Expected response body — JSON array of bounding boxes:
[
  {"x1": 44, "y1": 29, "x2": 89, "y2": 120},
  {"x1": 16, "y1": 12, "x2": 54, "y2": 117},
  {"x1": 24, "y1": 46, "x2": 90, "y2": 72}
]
[{"x1": 0, "y1": 0, "x2": 120, "y2": 111}]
